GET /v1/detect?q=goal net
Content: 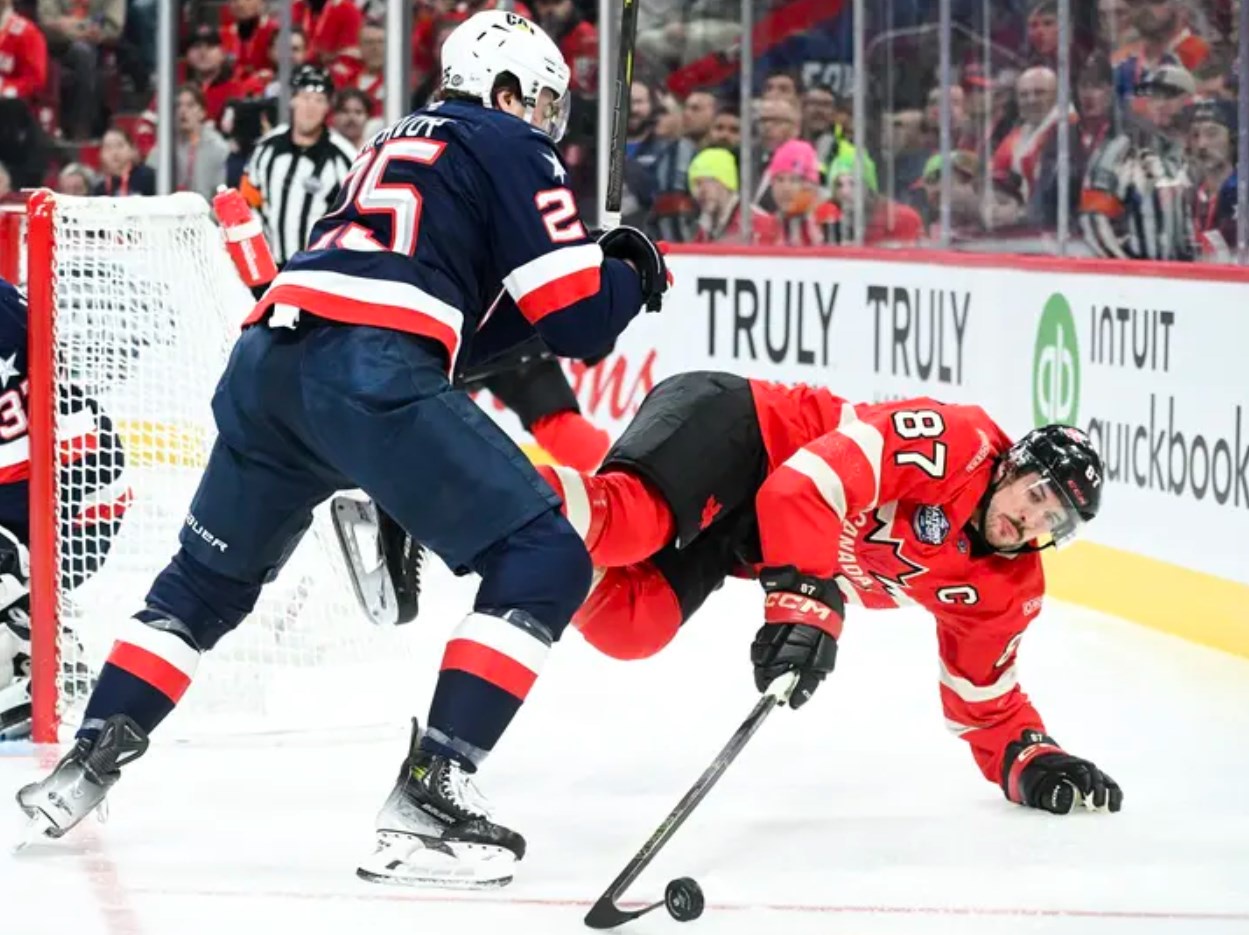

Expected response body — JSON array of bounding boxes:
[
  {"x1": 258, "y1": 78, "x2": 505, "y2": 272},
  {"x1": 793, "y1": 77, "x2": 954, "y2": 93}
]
[{"x1": 24, "y1": 192, "x2": 418, "y2": 741}]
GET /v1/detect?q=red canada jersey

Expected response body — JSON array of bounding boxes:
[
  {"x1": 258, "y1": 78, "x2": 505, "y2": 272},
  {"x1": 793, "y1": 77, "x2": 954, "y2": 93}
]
[
  {"x1": 221, "y1": 15, "x2": 280, "y2": 78},
  {"x1": 557, "y1": 19, "x2": 598, "y2": 96},
  {"x1": 292, "y1": 0, "x2": 363, "y2": 67},
  {"x1": 330, "y1": 58, "x2": 384, "y2": 116},
  {"x1": 0, "y1": 9, "x2": 48, "y2": 100},
  {"x1": 748, "y1": 382, "x2": 1048, "y2": 784}
]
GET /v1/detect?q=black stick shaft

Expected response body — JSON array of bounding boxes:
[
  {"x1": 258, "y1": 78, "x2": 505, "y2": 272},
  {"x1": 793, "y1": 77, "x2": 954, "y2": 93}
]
[
  {"x1": 603, "y1": 0, "x2": 640, "y2": 228},
  {"x1": 584, "y1": 674, "x2": 798, "y2": 928}
]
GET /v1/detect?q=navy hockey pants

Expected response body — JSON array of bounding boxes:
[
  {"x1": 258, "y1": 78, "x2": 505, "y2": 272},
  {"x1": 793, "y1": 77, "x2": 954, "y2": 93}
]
[{"x1": 164, "y1": 319, "x2": 585, "y2": 645}]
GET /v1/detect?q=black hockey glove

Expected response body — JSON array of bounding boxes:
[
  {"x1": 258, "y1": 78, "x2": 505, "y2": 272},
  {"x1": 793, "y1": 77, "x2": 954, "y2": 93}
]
[
  {"x1": 596, "y1": 226, "x2": 671, "y2": 313},
  {"x1": 750, "y1": 567, "x2": 843, "y2": 710},
  {"x1": 1002, "y1": 730, "x2": 1123, "y2": 814}
]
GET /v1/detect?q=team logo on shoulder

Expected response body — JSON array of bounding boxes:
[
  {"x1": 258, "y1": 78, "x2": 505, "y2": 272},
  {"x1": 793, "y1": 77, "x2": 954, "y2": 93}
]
[{"x1": 912, "y1": 505, "x2": 950, "y2": 545}]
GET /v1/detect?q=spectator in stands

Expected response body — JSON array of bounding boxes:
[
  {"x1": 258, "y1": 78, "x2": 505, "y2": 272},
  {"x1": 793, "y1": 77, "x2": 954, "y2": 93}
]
[
  {"x1": 622, "y1": 80, "x2": 665, "y2": 227},
  {"x1": 914, "y1": 150, "x2": 986, "y2": 241},
  {"x1": 0, "y1": 0, "x2": 47, "y2": 104},
  {"x1": 649, "y1": 90, "x2": 718, "y2": 242},
  {"x1": 332, "y1": 86, "x2": 372, "y2": 151},
  {"x1": 146, "y1": 84, "x2": 228, "y2": 201},
  {"x1": 247, "y1": 26, "x2": 309, "y2": 101},
  {"x1": 708, "y1": 108, "x2": 740, "y2": 151},
  {"x1": 124, "y1": 0, "x2": 156, "y2": 85},
  {"x1": 802, "y1": 84, "x2": 837, "y2": 168},
  {"x1": 762, "y1": 70, "x2": 800, "y2": 106},
  {"x1": 635, "y1": 0, "x2": 739, "y2": 69},
  {"x1": 883, "y1": 109, "x2": 928, "y2": 200},
  {"x1": 681, "y1": 89, "x2": 718, "y2": 149},
  {"x1": 758, "y1": 96, "x2": 801, "y2": 166},
  {"x1": 1080, "y1": 64, "x2": 1196, "y2": 260},
  {"x1": 767, "y1": 139, "x2": 839, "y2": 245},
  {"x1": 653, "y1": 90, "x2": 682, "y2": 140},
  {"x1": 828, "y1": 152, "x2": 922, "y2": 246},
  {"x1": 0, "y1": 0, "x2": 47, "y2": 188},
  {"x1": 293, "y1": 0, "x2": 363, "y2": 69},
  {"x1": 1113, "y1": 0, "x2": 1208, "y2": 104},
  {"x1": 1077, "y1": 53, "x2": 1114, "y2": 158},
  {"x1": 184, "y1": 24, "x2": 247, "y2": 126},
  {"x1": 37, "y1": 0, "x2": 126, "y2": 139},
  {"x1": 989, "y1": 66, "x2": 1063, "y2": 224},
  {"x1": 331, "y1": 18, "x2": 384, "y2": 117},
  {"x1": 1188, "y1": 98, "x2": 1238, "y2": 259},
  {"x1": 92, "y1": 124, "x2": 154, "y2": 196},
  {"x1": 1098, "y1": 0, "x2": 1135, "y2": 49},
  {"x1": 56, "y1": 162, "x2": 94, "y2": 195},
  {"x1": 532, "y1": 0, "x2": 597, "y2": 97},
  {"x1": 223, "y1": 0, "x2": 279, "y2": 79},
  {"x1": 1192, "y1": 48, "x2": 1234, "y2": 101},
  {"x1": 688, "y1": 146, "x2": 779, "y2": 245},
  {"x1": 1025, "y1": 0, "x2": 1060, "y2": 67},
  {"x1": 925, "y1": 84, "x2": 978, "y2": 152}
]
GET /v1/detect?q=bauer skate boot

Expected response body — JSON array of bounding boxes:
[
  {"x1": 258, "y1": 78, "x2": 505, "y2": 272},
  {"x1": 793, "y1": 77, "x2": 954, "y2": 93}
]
[
  {"x1": 357, "y1": 720, "x2": 524, "y2": 889},
  {"x1": 16, "y1": 714, "x2": 149, "y2": 841}
]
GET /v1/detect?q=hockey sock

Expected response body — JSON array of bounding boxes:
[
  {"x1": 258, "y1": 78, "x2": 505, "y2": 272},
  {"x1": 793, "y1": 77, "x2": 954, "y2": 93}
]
[
  {"x1": 530, "y1": 410, "x2": 611, "y2": 472},
  {"x1": 572, "y1": 563, "x2": 683, "y2": 660},
  {"x1": 536, "y1": 465, "x2": 675, "y2": 566},
  {"x1": 421, "y1": 511, "x2": 590, "y2": 770},
  {"x1": 79, "y1": 610, "x2": 200, "y2": 741},
  {"x1": 421, "y1": 609, "x2": 553, "y2": 770}
]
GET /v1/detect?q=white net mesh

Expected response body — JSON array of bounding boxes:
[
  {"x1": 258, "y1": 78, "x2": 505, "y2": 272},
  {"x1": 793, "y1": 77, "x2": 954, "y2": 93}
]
[{"x1": 45, "y1": 194, "x2": 418, "y2": 737}]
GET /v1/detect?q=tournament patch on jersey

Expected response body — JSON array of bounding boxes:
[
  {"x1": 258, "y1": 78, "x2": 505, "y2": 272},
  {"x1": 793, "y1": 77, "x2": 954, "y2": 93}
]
[{"x1": 913, "y1": 505, "x2": 950, "y2": 545}]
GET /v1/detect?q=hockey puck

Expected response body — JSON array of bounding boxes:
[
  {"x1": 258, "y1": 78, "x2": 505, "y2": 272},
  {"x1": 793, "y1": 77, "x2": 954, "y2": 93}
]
[{"x1": 664, "y1": 877, "x2": 705, "y2": 922}]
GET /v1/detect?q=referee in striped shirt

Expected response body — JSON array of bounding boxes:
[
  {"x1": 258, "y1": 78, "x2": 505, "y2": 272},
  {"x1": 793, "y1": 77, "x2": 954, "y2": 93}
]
[{"x1": 241, "y1": 65, "x2": 357, "y2": 268}]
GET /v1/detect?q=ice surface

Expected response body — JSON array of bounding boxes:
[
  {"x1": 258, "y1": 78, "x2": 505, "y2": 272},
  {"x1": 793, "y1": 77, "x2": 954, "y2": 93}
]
[{"x1": 4, "y1": 562, "x2": 1248, "y2": 935}]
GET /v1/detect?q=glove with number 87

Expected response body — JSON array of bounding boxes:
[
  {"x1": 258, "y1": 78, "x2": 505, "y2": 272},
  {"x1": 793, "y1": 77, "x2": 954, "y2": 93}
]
[{"x1": 750, "y1": 566, "x2": 843, "y2": 709}]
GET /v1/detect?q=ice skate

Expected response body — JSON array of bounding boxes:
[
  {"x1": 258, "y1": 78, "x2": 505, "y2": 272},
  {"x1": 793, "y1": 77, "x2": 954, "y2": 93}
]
[
  {"x1": 357, "y1": 721, "x2": 524, "y2": 889},
  {"x1": 15, "y1": 714, "x2": 149, "y2": 842}
]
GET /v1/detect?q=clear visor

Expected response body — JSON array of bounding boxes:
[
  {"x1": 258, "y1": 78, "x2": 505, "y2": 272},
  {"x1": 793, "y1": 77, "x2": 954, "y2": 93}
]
[
  {"x1": 1017, "y1": 474, "x2": 1087, "y2": 549},
  {"x1": 529, "y1": 87, "x2": 571, "y2": 142}
]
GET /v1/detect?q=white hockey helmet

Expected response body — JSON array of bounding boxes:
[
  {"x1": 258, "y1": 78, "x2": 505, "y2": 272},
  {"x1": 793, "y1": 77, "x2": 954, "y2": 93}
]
[{"x1": 440, "y1": 10, "x2": 573, "y2": 141}]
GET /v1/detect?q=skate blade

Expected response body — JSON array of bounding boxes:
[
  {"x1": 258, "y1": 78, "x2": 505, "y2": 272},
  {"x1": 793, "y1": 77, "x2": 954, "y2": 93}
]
[
  {"x1": 13, "y1": 802, "x2": 61, "y2": 853},
  {"x1": 356, "y1": 833, "x2": 516, "y2": 890}
]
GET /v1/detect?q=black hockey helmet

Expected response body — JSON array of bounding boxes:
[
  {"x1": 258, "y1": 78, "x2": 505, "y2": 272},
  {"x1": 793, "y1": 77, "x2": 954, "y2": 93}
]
[
  {"x1": 291, "y1": 64, "x2": 334, "y2": 97},
  {"x1": 995, "y1": 424, "x2": 1103, "y2": 548}
]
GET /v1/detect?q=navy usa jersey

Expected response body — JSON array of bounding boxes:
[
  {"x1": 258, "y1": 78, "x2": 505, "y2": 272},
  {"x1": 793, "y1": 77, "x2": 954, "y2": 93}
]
[
  {"x1": 247, "y1": 100, "x2": 643, "y2": 371},
  {"x1": 0, "y1": 278, "x2": 128, "y2": 586}
]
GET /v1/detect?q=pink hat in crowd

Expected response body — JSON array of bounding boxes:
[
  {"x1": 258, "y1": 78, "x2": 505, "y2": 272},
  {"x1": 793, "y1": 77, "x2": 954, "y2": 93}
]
[{"x1": 767, "y1": 139, "x2": 821, "y2": 184}]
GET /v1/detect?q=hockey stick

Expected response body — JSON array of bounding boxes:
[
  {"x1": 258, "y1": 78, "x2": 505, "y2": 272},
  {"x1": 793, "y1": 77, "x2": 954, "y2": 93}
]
[
  {"x1": 583, "y1": 671, "x2": 800, "y2": 929},
  {"x1": 602, "y1": 0, "x2": 641, "y2": 232}
]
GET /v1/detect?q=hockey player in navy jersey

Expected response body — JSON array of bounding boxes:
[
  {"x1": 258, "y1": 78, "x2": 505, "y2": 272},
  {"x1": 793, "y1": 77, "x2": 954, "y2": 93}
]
[
  {"x1": 17, "y1": 11, "x2": 670, "y2": 888},
  {"x1": 0, "y1": 277, "x2": 129, "y2": 740}
]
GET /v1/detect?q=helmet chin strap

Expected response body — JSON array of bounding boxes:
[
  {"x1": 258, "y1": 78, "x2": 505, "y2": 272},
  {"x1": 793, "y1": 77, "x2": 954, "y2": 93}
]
[{"x1": 966, "y1": 471, "x2": 1053, "y2": 558}]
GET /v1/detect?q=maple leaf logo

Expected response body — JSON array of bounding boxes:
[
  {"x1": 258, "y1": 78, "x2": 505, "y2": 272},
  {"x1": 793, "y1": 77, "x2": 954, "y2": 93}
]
[
  {"x1": 864, "y1": 503, "x2": 928, "y2": 600},
  {"x1": 700, "y1": 495, "x2": 723, "y2": 530}
]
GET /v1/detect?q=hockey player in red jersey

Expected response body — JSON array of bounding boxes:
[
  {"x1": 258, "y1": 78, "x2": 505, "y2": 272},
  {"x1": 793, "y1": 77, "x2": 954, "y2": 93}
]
[{"x1": 537, "y1": 371, "x2": 1122, "y2": 817}]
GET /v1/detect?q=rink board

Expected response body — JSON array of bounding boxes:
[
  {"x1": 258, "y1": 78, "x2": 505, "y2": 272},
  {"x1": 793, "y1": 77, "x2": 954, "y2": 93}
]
[{"x1": 492, "y1": 246, "x2": 1249, "y2": 657}]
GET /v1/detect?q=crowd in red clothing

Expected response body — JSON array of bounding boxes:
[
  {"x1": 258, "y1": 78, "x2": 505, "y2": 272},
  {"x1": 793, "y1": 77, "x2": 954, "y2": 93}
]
[{"x1": 0, "y1": 0, "x2": 1242, "y2": 262}]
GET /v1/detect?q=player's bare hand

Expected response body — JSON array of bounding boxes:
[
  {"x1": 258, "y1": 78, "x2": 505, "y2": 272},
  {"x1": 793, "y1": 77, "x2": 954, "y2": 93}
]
[{"x1": 1003, "y1": 731, "x2": 1123, "y2": 814}]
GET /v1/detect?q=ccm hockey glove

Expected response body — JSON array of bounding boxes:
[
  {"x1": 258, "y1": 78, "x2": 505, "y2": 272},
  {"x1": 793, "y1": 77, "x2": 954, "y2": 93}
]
[
  {"x1": 597, "y1": 226, "x2": 671, "y2": 312},
  {"x1": 750, "y1": 567, "x2": 843, "y2": 709},
  {"x1": 1002, "y1": 730, "x2": 1123, "y2": 814}
]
